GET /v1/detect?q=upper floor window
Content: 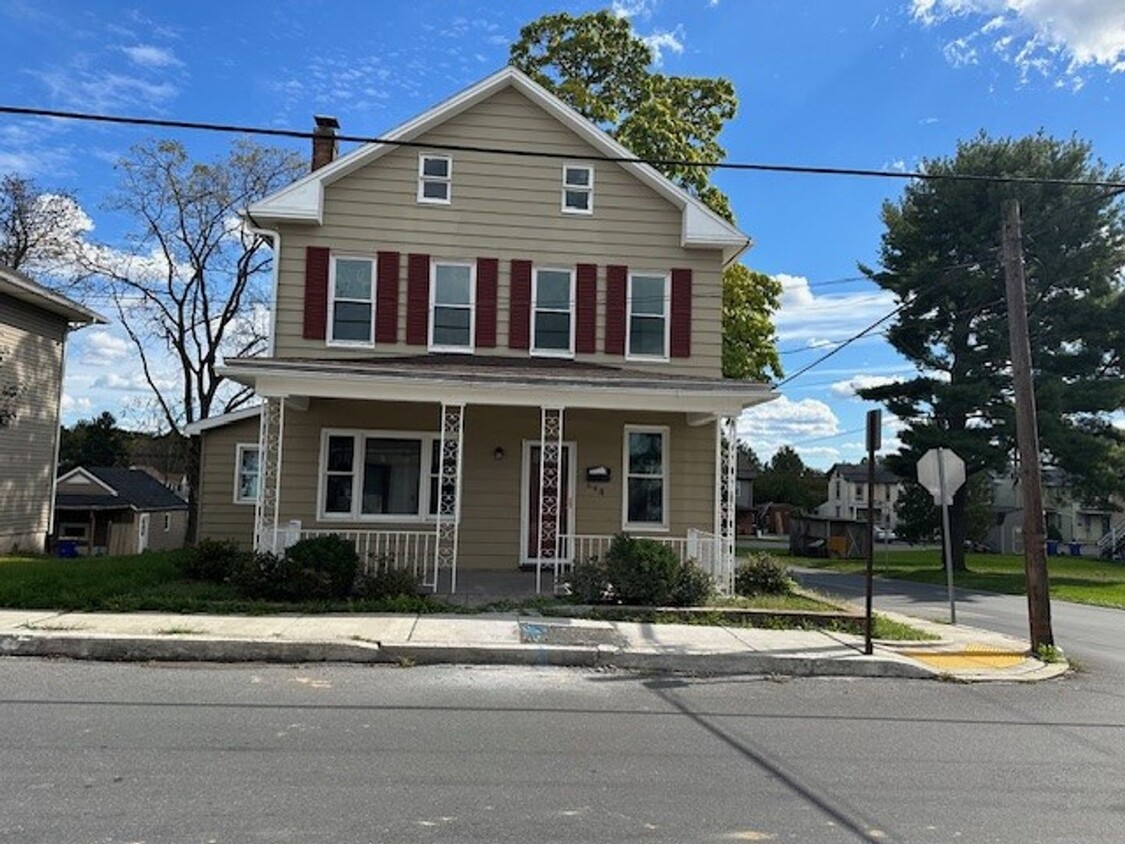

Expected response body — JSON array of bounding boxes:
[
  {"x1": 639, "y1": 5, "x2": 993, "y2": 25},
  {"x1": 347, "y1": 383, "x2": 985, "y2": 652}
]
[
  {"x1": 418, "y1": 154, "x2": 452, "y2": 204},
  {"x1": 856, "y1": 483, "x2": 865, "y2": 500},
  {"x1": 329, "y1": 256, "x2": 374, "y2": 345},
  {"x1": 429, "y1": 260, "x2": 474, "y2": 352},
  {"x1": 562, "y1": 164, "x2": 593, "y2": 214},
  {"x1": 532, "y1": 267, "x2": 574, "y2": 356},
  {"x1": 627, "y1": 272, "x2": 669, "y2": 360},
  {"x1": 234, "y1": 443, "x2": 260, "y2": 504}
]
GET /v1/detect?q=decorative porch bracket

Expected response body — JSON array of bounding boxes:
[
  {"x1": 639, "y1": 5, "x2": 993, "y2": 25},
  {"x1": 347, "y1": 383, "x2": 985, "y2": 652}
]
[
  {"x1": 433, "y1": 402, "x2": 464, "y2": 593},
  {"x1": 536, "y1": 406, "x2": 565, "y2": 594},
  {"x1": 714, "y1": 416, "x2": 737, "y2": 595},
  {"x1": 254, "y1": 396, "x2": 285, "y2": 553}
]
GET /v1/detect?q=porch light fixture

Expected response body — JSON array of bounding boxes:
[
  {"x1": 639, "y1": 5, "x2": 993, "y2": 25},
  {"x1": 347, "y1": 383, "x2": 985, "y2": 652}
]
[{"x1": 494, "y1": 446, "x2": 505, "y2": 461}]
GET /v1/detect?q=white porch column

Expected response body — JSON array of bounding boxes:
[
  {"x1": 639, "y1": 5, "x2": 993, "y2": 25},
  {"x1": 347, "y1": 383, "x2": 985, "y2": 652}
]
[
  {"x1": 434, "y1": 402, "x2": 464, "y2": 593},
  {"x1": 536, "y1": 405, "x2": 565, "y2": 594},
  {"x1": 254, "y1": 396, "x2": 285, "y2": 553},
  {"x1": 714, "y1": 416, "x2": 737, "y2": 594}
]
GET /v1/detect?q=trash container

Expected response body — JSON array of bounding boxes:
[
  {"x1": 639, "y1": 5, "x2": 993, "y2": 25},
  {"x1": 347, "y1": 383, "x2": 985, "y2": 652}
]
[
  {"x1": 1069, "y1": 542, "x2": 1082, "y2": 556},
  {"x1": 1046, "y1": 540, "x2": 1059, "y2": 556},
  {"x1": 56, "y1": 540, "x2": 78, "y2": 558}
]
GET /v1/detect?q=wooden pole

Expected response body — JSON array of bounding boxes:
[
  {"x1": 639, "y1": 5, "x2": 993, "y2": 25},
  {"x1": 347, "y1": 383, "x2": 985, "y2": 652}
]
[{"x1": 1001, "y1": 199, "x2": 1054, "y2": 650}]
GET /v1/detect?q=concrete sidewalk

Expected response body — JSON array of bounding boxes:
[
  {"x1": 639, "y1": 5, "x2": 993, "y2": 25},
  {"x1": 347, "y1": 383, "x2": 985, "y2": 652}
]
[{"x1": 0, "y1": 607, "x2": 1067, "y2": 681}]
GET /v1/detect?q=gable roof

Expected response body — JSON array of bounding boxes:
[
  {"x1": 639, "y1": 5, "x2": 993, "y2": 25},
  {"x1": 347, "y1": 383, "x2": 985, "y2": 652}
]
[
  {"x1": 827, "y1": 463, "x2": 903, "y2": 485},
  {"x1": 247, "y1": 66, "x2": 750, "y2": 263},
  {"x1": 56, "y1": 466, "x2": 188, "y2": 511},
  {"x1": 0, "y1": 265, "x2": 104, "y2": 325},
  {"x1": 182, "y1": 404, "x2": 262, "y2": 436}
]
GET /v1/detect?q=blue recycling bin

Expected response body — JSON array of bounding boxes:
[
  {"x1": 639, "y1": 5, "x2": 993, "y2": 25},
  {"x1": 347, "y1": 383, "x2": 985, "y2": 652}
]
[
  {"x1": 1046, "y1": 540, "x2": 1059, "y2": 556},
  {"x1": 1069, "y1": 542, "x2": 1082, "y2": 556},
  {"x1": 56, "y1": 540, "x2": 79, "y2": 558}
]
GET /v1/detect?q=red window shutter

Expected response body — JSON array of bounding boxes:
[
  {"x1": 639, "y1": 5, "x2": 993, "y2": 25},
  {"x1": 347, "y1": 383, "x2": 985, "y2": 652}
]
[
  {"x1": 575, "y1": 263, "x2": 597, "y2": 354},
  {"x1": 375, "y1": 251, "x2": 399, "y2": 344},
  {"x1": 605, "y1": 265, "x2": 627, "y2": 356},
  {"x1": 509, "y1": 259, "x2": 532, "y2": 350},
  {"x1": 303, "y1": 246, "x2": 330, "y2": 341},
  {"x1": 475, "y1": 258, "x2": 498, "y2": 348},
  {"x1": 670, "y1": 268, "x2": 693, "y2": 358},
  {"x1": 406, "y1": 253, "x2": 430, "y2": 346}
]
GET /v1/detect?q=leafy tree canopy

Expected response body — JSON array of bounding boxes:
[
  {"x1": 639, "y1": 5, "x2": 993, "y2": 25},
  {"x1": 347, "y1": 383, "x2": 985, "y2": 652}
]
[{"x1": 60, "y1": 411, "x2": 130, "y2": 472}]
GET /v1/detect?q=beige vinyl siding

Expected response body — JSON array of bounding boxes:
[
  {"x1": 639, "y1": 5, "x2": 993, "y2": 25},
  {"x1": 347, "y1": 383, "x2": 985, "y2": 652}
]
[
  {"x1": 272, "y1": 86, "x2": 724, "y2": 376},
  {"x1": 197, "y1": 416, "x2": 260, "y2": 547},
  {"x1": 146, "y1": 509, "x2": 188, "y2": 552},
  {"x1": 272, "y1": 398, "x2": 714, "y2": 571},
  {"x1": 0, "y1": 293, "x2": 68, "y2": 554}
]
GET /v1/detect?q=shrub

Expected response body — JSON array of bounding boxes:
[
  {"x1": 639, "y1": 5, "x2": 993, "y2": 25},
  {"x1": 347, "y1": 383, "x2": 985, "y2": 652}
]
[
  {"x1": 179, "y1": 538, "x2": 249, "y2": 584},
  {"x1": 231, "y1": 551, "x2": 304, "y2": 601},
  {"x1": 734, "y1": 552, "x2": 792, "y2": 597},
  {"x1": 355, "y1": 562, "x2": 421, "y2": 600},
  {"x1": 605, "y1": 534, "x2": 681, "y2": 606},
  {"x1": 672, "y1": 559, "x2": 714, "y2": 606},
  {"x1": 284, "y1": 535, "x2": 359, "y2": 599},
  {"x1": 566, "y1": 556, "x2": 611, "y2": 603}
]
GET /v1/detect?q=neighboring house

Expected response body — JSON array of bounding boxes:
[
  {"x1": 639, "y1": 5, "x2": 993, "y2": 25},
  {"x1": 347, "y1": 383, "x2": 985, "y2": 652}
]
[
  {"x1": 735, "y1": 452, "x2": 756, "y2": 535},
  {"x1": 817, "y1": 462, "x2": 905, "y2": 531},
  {"x1": 53, "y1": 467, "x2": 189, "y2": 555},
  {"x1": 0, "y1": 266, "x2": 102, "y2": 555},
  {"x1": 133, "y1": 464, "x2": 191, "y2": 500},
  {"x1": 186, "y1": 67, "x2": 776, "y2": 593},
  {"x1": 989, "y1": 471, "x2": 1124, "y2": 555}
]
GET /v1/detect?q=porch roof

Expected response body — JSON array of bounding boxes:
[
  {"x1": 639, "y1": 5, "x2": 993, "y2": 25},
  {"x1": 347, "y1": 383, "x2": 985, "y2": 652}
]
[{"x1": 220, "y1": 354, "x2": 776, "y2": 417}]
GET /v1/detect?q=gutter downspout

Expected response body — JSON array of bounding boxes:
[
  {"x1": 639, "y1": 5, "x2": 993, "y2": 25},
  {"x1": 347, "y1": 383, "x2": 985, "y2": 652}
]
[
  {"x1": 243, "y1": 212, "x2": 281, "y2": 358},
  {"x1": 47, "y1": 326, "x2": 70, "y2": 549}
]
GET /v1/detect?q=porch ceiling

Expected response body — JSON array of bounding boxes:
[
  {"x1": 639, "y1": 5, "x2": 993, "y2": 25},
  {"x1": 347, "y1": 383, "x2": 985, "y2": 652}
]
[{"x1": 220, "y1": 355, "x2": 777, "y2": 416}]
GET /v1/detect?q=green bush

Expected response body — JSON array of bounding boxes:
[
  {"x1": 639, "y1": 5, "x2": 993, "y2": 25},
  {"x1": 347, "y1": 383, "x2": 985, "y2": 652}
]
[
  {"x1": 179, "y1": 538, "x2": 249, "y2": 584},
  {"x1": 566, "y1": 557, "x2": 611, "y2": 603},
  {"x1": 605, "y1": 534, "x2": 682, "y2": 606},
  {"x1": 355, "y1": 562, "x2": 421, "y2": 599},
  {"x1": 284, "y1": 535, "x2": 359, "y2": 599},
  {"x1": 734, "y1": 552, "x2": 792, "y2": 597},
  {"x1": 231, "y1": 551, "x2": 305, "y2": 601},
  {"x1": 672, "y1": 559, "x2": 714, "y2": 606}
]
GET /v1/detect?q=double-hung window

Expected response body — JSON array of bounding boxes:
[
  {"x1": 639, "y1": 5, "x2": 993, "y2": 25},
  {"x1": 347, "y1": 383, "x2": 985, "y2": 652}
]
[
  {"x1": 623, "y1": 426, "x2": 668, "y2": 530},
  {"x1": 627, "y1": 272, "x2": 669, "y2": 360},
  {"x1": 329, "y1": 256, "x2": 374, "y2": 345},
  {"x1": 532, "y1": 268, "x2": 574, "y2": 356},
  {"x1": 321, "y1": 430, "x2": 444, "y2": 521},
  {"x1": 418, "y1": 153, "x2": 451, "y2": 204},
  {"x1": 562, "y1": 164, "x2": 593, "y2": 214},
  {"x1": 234, "y1": 444, "x2": 260, "y2": 504},
  {"x1": 430, "y1": 260, "x2": 474, "y2": 352}
]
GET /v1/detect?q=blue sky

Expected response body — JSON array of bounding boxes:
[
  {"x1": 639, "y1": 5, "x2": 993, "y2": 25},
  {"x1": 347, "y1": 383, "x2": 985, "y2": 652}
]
[{"x1": 2, "y1": 0, "x2": 1124, "y2": 467}]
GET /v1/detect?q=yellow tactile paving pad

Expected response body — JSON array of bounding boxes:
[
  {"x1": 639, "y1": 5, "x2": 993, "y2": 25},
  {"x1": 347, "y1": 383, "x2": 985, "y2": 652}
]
[{"x1": 897, "y1": 643, "x2": 1029, "y2": 670}]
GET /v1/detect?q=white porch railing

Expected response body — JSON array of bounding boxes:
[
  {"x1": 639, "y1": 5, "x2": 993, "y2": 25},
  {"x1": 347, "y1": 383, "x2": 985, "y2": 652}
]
[
  {"x1": 1098, "y1": 522, "x2": 1125, "y2": 559},
  {"x1": 296, "y1": 528, "x2": 438, "y2": 591}
]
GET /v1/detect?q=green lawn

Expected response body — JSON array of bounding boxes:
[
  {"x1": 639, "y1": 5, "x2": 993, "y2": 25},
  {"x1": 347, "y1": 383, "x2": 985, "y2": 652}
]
[{"x1": 790, "y1": 548, "x2": 1125, "y2": 610}]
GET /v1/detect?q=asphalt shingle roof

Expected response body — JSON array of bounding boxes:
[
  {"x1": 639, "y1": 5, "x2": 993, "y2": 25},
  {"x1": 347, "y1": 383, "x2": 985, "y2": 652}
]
[{"x1": 56, "y1": 467, "x2": 188, "y2": 511}]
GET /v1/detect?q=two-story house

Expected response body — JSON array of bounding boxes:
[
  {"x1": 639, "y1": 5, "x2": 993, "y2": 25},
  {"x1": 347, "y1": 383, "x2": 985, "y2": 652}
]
[
  {"x1": 817, "y1": 462, "x2": 904, "y2": 532},
  {"x1": 188, "y1": 68, "x2": 776, "y2": 593},
  {"x1": 0, "y1": 265, "x2": 103, "y2": 554}
]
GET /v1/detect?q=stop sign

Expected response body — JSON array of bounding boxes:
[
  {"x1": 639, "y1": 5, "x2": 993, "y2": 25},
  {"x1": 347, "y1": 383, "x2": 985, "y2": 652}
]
[{"x1": 917, "y1": 448, "x2": 965, "y2": 505}]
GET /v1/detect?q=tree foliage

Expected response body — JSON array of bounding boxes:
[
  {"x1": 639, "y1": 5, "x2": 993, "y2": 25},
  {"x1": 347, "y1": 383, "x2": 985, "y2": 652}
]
[
  {"x1": 0, "y1": 173, "x2": 92, "y2": 282},
  {"x1": 59, "y1": 411, "x2": 131, "y2": 472},
  {"x1": 861, "y1": 132, "x2": 1125, "y2": 568},
  {"x1": 753, "y1": 446, "x2": 826, "y2": 511},
  {"x1": 510, "y1": 10, "x2": 782, "y2": 380}
]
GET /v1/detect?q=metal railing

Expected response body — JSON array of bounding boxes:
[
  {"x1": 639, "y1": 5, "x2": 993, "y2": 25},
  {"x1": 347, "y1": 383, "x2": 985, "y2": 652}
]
[
  {"x1": 297, "y1": 528, "x2": 438, "y2": 590},
  {"x1": 1097, "y1": 522, "x2": 1125, "y2": 560},
  {"x1": 557, "y1": 530, "x2": 733, "y2": 596}
]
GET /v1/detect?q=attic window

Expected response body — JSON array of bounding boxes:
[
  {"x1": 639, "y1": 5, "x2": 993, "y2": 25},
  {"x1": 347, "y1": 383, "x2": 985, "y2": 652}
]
[
  {"x1": 562, "y1": 164, "x2": 593, "y2": 214},
  {"x1": 418, "y1": 154, "x2": 451, "y2": 204}
]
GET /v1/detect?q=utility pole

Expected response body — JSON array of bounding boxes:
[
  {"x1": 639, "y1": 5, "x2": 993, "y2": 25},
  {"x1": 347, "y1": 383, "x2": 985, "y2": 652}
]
[{"x1": 1001, "y1": 199, "x2": 1054, "y2": 650}]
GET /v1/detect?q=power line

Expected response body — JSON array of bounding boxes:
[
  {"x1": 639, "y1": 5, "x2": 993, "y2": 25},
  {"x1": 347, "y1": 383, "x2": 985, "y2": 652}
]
[{"x1": 4, "y1": 103, "x2": 1125, "y2": 189}]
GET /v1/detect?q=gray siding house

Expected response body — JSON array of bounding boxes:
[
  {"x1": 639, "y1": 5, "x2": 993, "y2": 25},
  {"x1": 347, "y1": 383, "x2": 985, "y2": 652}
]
[{"x1": 0, "y1": 266, "x2": 102, "y2": 554}]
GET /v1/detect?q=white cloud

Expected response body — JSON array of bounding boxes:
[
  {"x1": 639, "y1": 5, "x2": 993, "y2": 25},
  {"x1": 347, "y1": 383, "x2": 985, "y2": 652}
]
[
  {"x1": 829, "y1": 374, "x2": 904, "y2": 398},
  {"x1": 60, "y1": 393, "x2": 93, "y2": 414},
  {"x1": 773, "y1": 274, "x2": 898, "y2": 345},
  {"x1": 35, "y1": 68, "x2": 177, "y2": 111},
  {"x1": 911, "y1": 0, "x2": 1125, "y2": 85},
  {"x1": 121, "y1": 44, "x2": 182, "y2": 68},
  {"x1": 83, "y1": 330, "x2": 130, "y2": 364},
  {"x1": 641, "y1": 28, "x2": 685, "y2": 64},
  {"x1": 612, "y1": 0, "x2": 656, "y2": 19},
  {"x1": 738, "y1": 395, "x2": 841, "y2": 459}
]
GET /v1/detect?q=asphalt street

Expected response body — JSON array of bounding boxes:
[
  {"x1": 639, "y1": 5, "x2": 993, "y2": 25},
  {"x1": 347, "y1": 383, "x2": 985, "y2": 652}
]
[{"x1": 2, "y1": 659, "x2": 1124, "y2": 843}]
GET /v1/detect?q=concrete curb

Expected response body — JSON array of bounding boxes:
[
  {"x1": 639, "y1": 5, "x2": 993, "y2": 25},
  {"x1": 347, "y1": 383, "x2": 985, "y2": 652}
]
[{"x1": 0, "y1": 631, "x2": 938, "y2": 679}]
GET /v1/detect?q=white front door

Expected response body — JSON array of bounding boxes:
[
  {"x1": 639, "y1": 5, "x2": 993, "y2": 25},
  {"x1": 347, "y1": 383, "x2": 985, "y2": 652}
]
[
  {"x1": 137, "y1": 513, "x2": 150, "y2": 553},
  {"x1": 520, "y1": 441, "x2": 576, "y2": 565}
]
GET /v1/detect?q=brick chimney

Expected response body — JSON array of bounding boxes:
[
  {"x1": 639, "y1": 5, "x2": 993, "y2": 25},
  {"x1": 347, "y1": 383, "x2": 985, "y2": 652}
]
[{"x1": 311, "y1": 115, "x2": 339, "y2": 172}]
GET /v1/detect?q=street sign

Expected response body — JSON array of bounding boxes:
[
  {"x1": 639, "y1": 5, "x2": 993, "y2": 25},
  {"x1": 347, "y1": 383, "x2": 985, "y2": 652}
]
[{"x1": 917, "y1": 448, "x2": 965, "y2": 505}]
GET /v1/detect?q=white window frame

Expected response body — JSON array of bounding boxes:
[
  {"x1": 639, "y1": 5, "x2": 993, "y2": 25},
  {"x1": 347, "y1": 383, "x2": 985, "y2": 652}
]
[
  {"x1": 622, "y1": 424, "x2": 670, "y2": 532},
  {"x1": 163, "y1": 512, "x2": 172, "y2": 533},
  {"x1": 561, "y1": 163, "x2": 594, "y2": 215},
  {"x1": 625, "y1": 271, "x2": 670, "y2": 362},
  {"x1": 428, "y1": 259, "x2": 476, "y2": 354},
  {"x1": 317, "y1": 428, "x2": 442, "y2": 523},
  {"x1": 531, "y1": 266, "x2": 575, "y2": 358},
  {"x1": 233, "y1": 443, "x2": 261, "y2": 505},
  {"x1": 327, "y1": 254, "x2": 376, "y2": 347},
  {"x1": 417, "y1": 153, "x2": 452, "y2": 205}
]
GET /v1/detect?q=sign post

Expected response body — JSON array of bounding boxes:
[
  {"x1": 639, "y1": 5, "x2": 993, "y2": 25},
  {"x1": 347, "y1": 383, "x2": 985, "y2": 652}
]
[
  {"x1": 864, "y1": 409, "x2": 881, "y2": 655},
  {"x1": 917, "y1": 448, "x2": 965, "y2": 625}
]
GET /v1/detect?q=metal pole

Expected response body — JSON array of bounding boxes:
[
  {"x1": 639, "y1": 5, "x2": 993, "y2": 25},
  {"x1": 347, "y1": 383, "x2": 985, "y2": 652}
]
[
  {"x1": 864, "y1": 449, "x2": 875, "y2": 655},
  {"x1": 938, "y1": 449, "x2": 957, "y2": 625}
]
